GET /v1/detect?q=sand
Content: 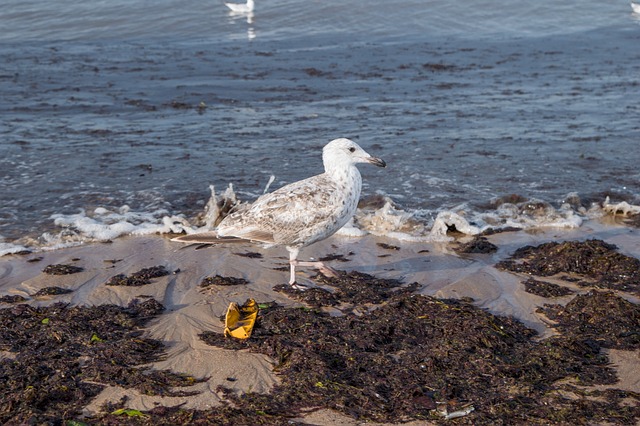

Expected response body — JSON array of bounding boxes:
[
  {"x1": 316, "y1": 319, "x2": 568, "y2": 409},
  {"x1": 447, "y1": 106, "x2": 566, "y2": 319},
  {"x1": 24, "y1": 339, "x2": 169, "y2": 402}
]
[{"x1": 1, "y1": 218, "x2": 639, "y2": 424}]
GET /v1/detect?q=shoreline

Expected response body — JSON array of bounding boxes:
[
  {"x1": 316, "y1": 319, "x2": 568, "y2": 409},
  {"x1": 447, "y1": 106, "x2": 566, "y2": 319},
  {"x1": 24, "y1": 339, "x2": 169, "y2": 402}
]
[{"x1": 1, "y1": 218, "x2": 639, "y2": 424}]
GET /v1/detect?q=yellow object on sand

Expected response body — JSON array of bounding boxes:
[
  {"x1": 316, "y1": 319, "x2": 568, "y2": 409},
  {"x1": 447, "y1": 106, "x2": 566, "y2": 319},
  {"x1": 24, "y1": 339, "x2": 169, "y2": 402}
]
[{"x1": 224, "y1": 298, "x2": 258, "y2": 339}]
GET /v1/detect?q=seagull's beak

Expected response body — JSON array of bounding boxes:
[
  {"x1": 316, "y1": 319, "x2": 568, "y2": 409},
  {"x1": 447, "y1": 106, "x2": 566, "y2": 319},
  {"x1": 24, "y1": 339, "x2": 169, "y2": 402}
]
[{"x1": 366, "y1": 156, "x2": 386, "y2": 168}]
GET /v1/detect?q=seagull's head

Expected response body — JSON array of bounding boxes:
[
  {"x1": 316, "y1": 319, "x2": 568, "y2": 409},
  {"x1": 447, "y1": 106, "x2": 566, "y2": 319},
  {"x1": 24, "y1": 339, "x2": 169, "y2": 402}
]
[{"x1": 323, "y1": 138, "x2": 386, "y2": 170}]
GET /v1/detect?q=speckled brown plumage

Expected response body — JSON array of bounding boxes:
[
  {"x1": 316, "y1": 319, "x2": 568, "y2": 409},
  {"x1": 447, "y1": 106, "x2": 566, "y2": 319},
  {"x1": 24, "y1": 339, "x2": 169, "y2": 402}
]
[{"x1": 173, "y1": 138, "x2": 385, "y2": 286}]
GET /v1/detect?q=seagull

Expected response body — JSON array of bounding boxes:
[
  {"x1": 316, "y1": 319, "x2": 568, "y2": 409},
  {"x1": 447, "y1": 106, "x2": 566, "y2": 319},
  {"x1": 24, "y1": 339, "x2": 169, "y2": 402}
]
[
  {"x1": 172, "y1": 138, "x2": 386, "y2": 287},
  {"x1": 632, "y1": 2, "x2": 640, "y2": 13},
  {"x1": 225, "y1": 0, "x2": 254, "y2": 13}
]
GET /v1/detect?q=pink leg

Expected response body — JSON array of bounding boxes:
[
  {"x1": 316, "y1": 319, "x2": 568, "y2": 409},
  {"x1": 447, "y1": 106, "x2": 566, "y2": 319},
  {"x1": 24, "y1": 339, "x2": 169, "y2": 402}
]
[
  {"x1": 294, "y1": 260, "x2": 338, "y2": 279},
  {"x1": 287, "y1": 246, "x2": 338, "y2": 289},
  {"x1": 287, "y1": 247, "x2": 300, "y2": 286}
]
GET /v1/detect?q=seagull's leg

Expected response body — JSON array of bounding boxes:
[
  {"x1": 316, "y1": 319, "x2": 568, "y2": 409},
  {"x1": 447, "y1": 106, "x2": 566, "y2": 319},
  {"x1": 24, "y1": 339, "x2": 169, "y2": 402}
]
[
  {"x1": 286, "y1": 247, "x2": 338, "y2": 289},
  {"x1": 287, "y1": 247, "x2": 299, "y2": 286},
  {"x1": 291, "y1": 248, "x2": 339, "y2": 279},
  {"x1": 295, "y1": 260, "x2": 339, "y2": 279},
  {"x1": 287, "y1": 247, "x2": 308, "y2": 290}
]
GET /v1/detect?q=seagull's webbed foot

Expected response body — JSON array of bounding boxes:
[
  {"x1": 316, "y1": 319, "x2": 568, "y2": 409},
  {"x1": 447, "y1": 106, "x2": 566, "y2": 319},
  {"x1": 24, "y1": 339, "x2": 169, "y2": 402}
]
[{"x1": 290, "y1": 282, "x2": 309, "y2": 291}]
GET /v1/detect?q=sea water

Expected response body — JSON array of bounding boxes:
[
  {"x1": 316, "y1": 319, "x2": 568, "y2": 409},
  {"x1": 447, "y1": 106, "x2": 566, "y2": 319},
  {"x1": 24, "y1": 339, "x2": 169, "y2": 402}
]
[{"x1": 1, "y1": 0, "x2": 639, "y2": 253}]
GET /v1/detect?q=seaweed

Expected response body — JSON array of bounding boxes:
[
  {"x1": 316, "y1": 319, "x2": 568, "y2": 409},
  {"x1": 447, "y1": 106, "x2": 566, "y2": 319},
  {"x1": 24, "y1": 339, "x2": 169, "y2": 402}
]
[
  {"x1": 316, "y1": 271, "x2": 420, "y2": 306},
  {"x1": 455, "y1": 236, "x2": 498, "y2": 254},
  {"x1": 496, "y1": 239, "x2": 640, "y2": 294},
  {"x1": 3, "y1": 251, "x2": 639, "y2": 424},
  {"x1": 200, "y1": 291, "x2": 639, "y2": 424},
  {"x1": 0, "y1": 299, "x2": 200, "y2": 425},
  {"x1": 318, "y1": 252, "x2": 353, "y2": 262},
  {"x1": 275, "y1": 272, "x2": 418, "y2": 308},
  {"x1": 105, "y1": 266, "x2": 170, "y2": 287},
  {"x1": 200, "y1": 275, "x2": 250, "y2": 287},
  {"x1": 32, "y1": 286, "x2": 74, "y2": 296},
  {"x1": 43, "y1": 264, "x2": 84, "y2": 275},
  {"x1": 0, "y1": 295, "x2": 28, "y2": 304},
  {"x1": 539, "y1": 291, "x2": 640, "y2": 350},
  {"x1": 523, "y1": 278, "x2": 574, "y2": 298},
  {"x1": 233, "y1": 251, "x2": 263, "y2": 259},
  {"x1": 196, "y1": 272, "x2": 639, "y2": 425},
  {"x1": 272, "y1": 284, "x2": 338, "y2": 307},
  {"x1": 377, "y1": 243, "x2": 400, "y2": 250}
]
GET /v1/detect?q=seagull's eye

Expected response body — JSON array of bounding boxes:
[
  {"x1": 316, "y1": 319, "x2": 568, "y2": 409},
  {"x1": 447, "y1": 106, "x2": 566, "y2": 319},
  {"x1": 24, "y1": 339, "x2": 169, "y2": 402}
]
[{"x1": 348, "y1": 147, "x2": 356, "y2": 153}]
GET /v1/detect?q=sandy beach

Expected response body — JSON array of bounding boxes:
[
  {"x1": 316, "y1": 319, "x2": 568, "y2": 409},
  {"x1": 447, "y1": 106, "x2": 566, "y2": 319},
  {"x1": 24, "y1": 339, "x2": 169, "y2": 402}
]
[
  {"x1": 1, "y1": 217, "x2": 639, "y2": 424},
  {"x1": 2, "y1": 0, "x2": 639, "y2": 423}
]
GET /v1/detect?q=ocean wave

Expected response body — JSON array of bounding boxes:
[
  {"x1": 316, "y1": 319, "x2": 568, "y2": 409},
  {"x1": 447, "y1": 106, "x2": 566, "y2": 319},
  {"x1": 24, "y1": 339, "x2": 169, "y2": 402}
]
[{"x1": 5, "y1": 183, "x2": 637, "y2": 257}]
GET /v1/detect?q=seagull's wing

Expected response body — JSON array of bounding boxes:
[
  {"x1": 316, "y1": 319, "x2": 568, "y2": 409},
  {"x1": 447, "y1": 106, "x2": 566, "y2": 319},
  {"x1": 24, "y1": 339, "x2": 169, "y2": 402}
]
[{"x1": 218, "y1": 174, "x2": 346, "y2": 246}]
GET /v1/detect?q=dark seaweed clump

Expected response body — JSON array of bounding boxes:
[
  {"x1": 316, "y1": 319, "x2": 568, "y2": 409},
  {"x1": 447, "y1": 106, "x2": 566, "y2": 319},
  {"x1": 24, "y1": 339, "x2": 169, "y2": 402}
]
[
  {"x1": 0, "y1": 295, "x2": 28, "y2": 304},
  {"x1": 455, "y1": 236, "x2": 498, "y2": 254},
  {"x1": 2, "y1": 269, "x2": 638, "y2": 425},
  {"x1": 200, "y1": 275, "x2": 250, "y2": 287},
  {"x1": 523, "y1": 278, "x2": 574, "y2": 298},
  {"x1": 273, "y1": 283, "x2": 339, "y2": 307},
  {"x1": 32, "y1": 286, "x2": 74, "y2": 297},
  {"x1": 274, "y1": 271, "x2": 419, "y2": 308},
  {"x1": 198, "y1": 271, "x2": 639, "y2": 425},
  {"x1": 0, "y1": 299, "x2": 200, "y2": 425},
  {"x1": 200, "y1": 293, "x2": 639, "y2": 424},
  {"x1": 496, "y1": 239, "x2": 640, "y2": 294},
  {"x1": 105, "y1": 266, "x2": 170, "y2": 286},
  {"x1": 43, "y1": 264, "x2": 84, "y2": 275},
  {"x1": 318, "y1": 252, "x2": 353, "y2": 262},
  {"x1": 376, "y1": 242, "x2": 400, "y2": 250},
  {"x1": 540, "y1": 291, "x2": 640, "y2": 350},
  {"x1": 233, "y1": 251, "x2": 263, "y2": 259}
]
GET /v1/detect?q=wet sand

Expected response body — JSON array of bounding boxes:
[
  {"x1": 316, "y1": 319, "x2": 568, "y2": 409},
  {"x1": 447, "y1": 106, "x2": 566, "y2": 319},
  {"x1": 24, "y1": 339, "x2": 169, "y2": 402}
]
[{"x1": 1, "y1": 219, "x2": 639, "y2": 424}]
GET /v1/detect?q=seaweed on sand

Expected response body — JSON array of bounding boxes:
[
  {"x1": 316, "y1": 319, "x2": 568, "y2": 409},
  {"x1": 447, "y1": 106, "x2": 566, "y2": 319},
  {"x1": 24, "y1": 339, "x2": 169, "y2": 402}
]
[
  {"x1": 3, "y1": 269, "x2": 639, "y2": 424},
  {"x1": 200, "y1": 275, "x2": 250, "y2": 288},
  {"x1": 539, "y1": 291, "x2": 640, "y2": 350},
  {"x1": 32, "y1": 286, "x2": 74, "y2": 297},
  {"x1": 199, "y1": 273, "x2": 639, "y2": 425},
  {"x1": 496, "y1": 239, "x2": 640, "y2": 294},
  {"x1": 105, "y1": 266, "x2": 170, "y2": 287},
  {"x1": 523, "y1": 278, "x2": 574, "y2": 298},
  {"x1": 43, "y1": 264, "x2": 84, "y2": 275},
  {"x1": 0, "y1": 299, "x2": 200, "y2": 425},
  {"x1": 0, "y1": 295, "x2": 28, "y2": 304},
  {"x1": 455, "y1": 236, "x2": 498, "y2": 254},
  {"x1": 273, "y1": 271, "x2": 419, "y2": 308},
  {"x1": 272, "y1": 284, "x2": 339, "y2": 307}
]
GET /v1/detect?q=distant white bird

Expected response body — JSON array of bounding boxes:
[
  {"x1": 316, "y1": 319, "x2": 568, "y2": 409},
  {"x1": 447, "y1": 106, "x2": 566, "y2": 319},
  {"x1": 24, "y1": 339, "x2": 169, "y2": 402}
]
[
  {"x1": 631, "y1": 2, "x2": 640, "y2": 13},
  {"x1": 172, "y1": 138, "x2": 386, "y2": 287},
  {"x1": 225, "y1": 0, "x2": 254, "y2": 13}
]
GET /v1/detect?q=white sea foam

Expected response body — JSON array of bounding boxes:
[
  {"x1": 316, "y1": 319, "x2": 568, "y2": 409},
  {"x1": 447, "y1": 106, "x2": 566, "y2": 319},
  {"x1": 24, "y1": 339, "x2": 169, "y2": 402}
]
[
  {"x1": 602, "y1": 197, "x2": 640, "y2": 216},
  {"x1": 7, "y1": 182, "x2": 626, "y2": 256},
  {"x1": 430, "y1": 211, "x2": 481, "y2": 242},
  {"x1": 199, "y1": 184, "x2": 239, "y2": 231},
  {"x1": 0, "y1": 241, "x2": 29, "y2": 257},
  {"x1": 21, "y1": 185, "x2": 240, "y2": 252},
  {"x1": 470, "y1": 199, "x2": 584, "y2": 231},
  {"x1": 50, "y1": 206, "x2": 191, "y2": 243},
  {"x1": 335, "y1": 218, "x2": 369, "y2": 237},
  {"x1": 354, "y1": 197, "x2": 427, "y2": 238}
]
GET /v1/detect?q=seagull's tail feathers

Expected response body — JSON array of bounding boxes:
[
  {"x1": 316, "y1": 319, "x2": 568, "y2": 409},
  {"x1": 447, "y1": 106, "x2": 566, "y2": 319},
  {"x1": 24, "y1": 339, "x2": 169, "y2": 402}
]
[{"x1": 171, "y1": 232, "x2": 244, "y2": 244}]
